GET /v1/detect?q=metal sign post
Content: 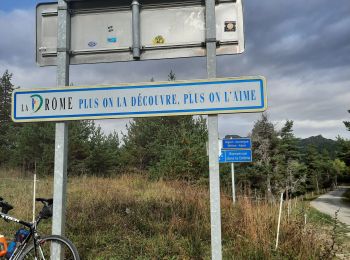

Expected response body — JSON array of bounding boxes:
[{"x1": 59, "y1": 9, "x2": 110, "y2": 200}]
[
  {"x1": 52, "y1": 0, "x2": 70, "y2": 258},
  {"x1": 206, "y1": 0, "x2": 222, "y2": 259},
  {"x1": 219, "y1": 138, "x2": 252, "y2": 206}
]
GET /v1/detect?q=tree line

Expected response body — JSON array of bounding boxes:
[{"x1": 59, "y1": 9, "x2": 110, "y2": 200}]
[
  {"x1": 229, "y1": 114, "x2": 349, "y2": 199},
  {"x1": 1, "y1": 70, "x2": 349, "y2": 199}
]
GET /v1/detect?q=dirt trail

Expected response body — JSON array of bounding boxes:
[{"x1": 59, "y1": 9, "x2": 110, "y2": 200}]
[{"x1": 311, "y1": 187, "x2": 350, "y2": 226}]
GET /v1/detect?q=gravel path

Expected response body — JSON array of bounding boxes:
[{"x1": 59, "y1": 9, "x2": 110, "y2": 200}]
[{"x1": 310, "y1": 187, "x2": 350, "y2": 226}]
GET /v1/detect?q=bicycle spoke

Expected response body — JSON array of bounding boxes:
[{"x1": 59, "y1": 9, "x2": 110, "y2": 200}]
[
  {"x1": 38, "y1": 245, "x2": 46, "y2": 260},
  {"x1": 22, "y1": 239, "x2": 76, "y2": 260}
]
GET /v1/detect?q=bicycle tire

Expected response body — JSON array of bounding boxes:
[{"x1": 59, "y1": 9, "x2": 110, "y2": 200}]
[{"x1": 19, "y1": 235, "x2": 80, "y2": 260}]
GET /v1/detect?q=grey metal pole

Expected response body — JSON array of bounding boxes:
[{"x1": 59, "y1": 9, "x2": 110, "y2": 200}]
[
  {"x1": 205, "y1": 0, "x2": 222, "y2": 259},
  {"x1": 231, "y1": 163, "x2": 236, "y2": 204},
  {"x1": 52, "y1": 0, "x2": 70, "y2": 257},
  {"x1": 131, "y1": 0, "x2": 141, "y2": 59}
]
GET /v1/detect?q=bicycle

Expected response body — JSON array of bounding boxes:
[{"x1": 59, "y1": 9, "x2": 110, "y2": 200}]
[{"x1": 0, "y1": 197, "x2": 80, "y2": 260}]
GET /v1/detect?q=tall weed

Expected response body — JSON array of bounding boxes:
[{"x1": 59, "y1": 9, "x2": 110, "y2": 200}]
[{"x1": 0, "y1": 171, "x2": 338, "y2": 259}]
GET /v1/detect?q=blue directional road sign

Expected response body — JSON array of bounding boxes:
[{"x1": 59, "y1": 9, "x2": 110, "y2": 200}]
[
  {"x1": 222, "y1": 138, "x2": 251, "y2": 149},
  {"x1": 219, "y1": 149, "x2": 252, "y2": 163}
]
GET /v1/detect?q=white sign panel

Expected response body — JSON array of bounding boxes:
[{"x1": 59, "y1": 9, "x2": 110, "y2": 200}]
[
  {"x1": 36, "y1": 0, "x2": 245, "y2": 66},
  {"x1": 71, "y1": 11, "x2": 132, "y2": 51},
  {"x1": 12, "y1": 77, "x2": 266, "y2": 123}
]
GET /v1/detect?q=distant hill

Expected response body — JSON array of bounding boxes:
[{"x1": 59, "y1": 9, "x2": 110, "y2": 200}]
[{"x1": 298, "y1": 135, "x2": 338, "y2": 158}]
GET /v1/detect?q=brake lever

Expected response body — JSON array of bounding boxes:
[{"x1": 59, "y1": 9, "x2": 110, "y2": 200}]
[{"x1": 41, "y1": 201, "x2": 49, "y2": 207}]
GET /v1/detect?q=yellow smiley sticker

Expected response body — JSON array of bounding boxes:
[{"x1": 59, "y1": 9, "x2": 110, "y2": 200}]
[{"x1": 152, "y1": 35, "x2": 165, "y2": 45}]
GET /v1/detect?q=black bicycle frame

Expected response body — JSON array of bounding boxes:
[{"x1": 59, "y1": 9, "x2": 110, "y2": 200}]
[{"x1": 0, "y1": 212, "x2": 41, "y2": 260}]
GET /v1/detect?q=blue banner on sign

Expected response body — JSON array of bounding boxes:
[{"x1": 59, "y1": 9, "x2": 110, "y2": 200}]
[
  {"x1": 222, "y1": 138, "x2": 251, "y2": 149},
  {"x1": 219, "y1": 149, "x2": 252, "y2": 163}
]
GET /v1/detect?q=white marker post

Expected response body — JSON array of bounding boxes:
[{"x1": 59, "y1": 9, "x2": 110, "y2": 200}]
[
  {"x1": 32, "y1": 162, "x2": 37, "y2": 223},
  {"x1": 231, "y1": 163, "x2": 236, "y2": 204},
  {"x1": 275, "y1": 192, "x2": 283, "y2": 250}
]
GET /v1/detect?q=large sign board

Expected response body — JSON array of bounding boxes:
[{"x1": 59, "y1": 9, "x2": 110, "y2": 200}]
[
  {"x1": 36, "y1": 0, "x2": 245, "y2": 66},
  {"x1": 12, "y1": 76, "x2": 267, "y2": 122}
]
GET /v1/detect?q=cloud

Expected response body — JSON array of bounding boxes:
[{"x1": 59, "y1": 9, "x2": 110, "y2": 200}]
[
  {"x1": 1, "y1": 1, "x2": 350, "y2": 140},
  {"x1": 242, "y1": 0, "x2": 350, "y2": 74},
  {"x1": 0, "y1": 10, "x2": 35, "y2": 66}
]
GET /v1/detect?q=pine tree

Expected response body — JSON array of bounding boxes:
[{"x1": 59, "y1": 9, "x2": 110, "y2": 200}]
[
  {"x1": 250, "y1": 113, "x2": 279, "y2": 201},
  {"x1": 0, "y1": 70, "x2": 15, "y2": 123},
  {"x1": 68, "y1": 121, "x2": 96, "y2": 175},
  {"x1": 343, "y1": 110, "x2": 350, "y2": 131},
  {"x1": 121, "y1": 115, "x2": 208, "y2": 180},
  {"x1": 278, "y1": 120, "x2": 305, "y2": 198},
  {"x1": 0, "y1": 71, "x2": 120, "y2": 175},
  {"x1": 303, "y1": 145, "x2": 323, "y2": 193},
  {"x1": 87, "y1": 125, "x2": 120, "y2": 176},
  {"x1": 339, "y1": 112, "x2": 350, "y2": 167},
  {"x1": 279, "y1": 121, "x2": 299, "y2": 162},
  {"x1": 11, "y1": 119, "x2": 121, "y2": 175},
  {"x1": 168, "y1": 70, "x2": 176, "y2": 81},
  {"x1": 0, "y1": 71, "x2": 18, "y2": 166},
  {"x1": 120, "y1": 71, "x2": 208, "y2": 180},
  {"x1": 12, "y1": 123, "x2": 55, "y2": 173},
  {"x1": 336, "y1": 137, "x2": 350, "y2": 166},
  {"x1": 333, "y1": 158, "x2": 347, "y2": 185}
]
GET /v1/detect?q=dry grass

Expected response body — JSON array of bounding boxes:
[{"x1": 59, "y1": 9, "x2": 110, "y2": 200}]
[{"x1": 0, "y1": 169, "x2": 339, "y2": 259}]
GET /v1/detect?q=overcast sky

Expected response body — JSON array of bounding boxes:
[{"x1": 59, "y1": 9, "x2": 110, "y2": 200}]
[{"x1": 0, "y1": 0, "x2": 349, "y2": 140}]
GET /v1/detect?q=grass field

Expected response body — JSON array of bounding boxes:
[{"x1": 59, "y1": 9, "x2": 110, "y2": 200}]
[
  {"x1": 0, "y1": 169, "x2": 347, "y2": 259},
  {"x1": 342, "y1": 188, "x2": 350, "y2": 202}
]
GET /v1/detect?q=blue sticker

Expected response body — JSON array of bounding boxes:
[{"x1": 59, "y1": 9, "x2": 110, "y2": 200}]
[
  {"x1": 107, "y1": 37, "x2": 117, "y2": 43},
  {"x1": 88, "y1": 41, "x2": 97, "y2": 47}
]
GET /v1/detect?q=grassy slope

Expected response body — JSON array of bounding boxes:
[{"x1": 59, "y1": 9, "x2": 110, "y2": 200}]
[
  {"x1": 0, "y1": 170, "x2": 344, "y2": 259},
  {"x1": 342, "y1": 188, "x2": 350, "y2": 202}
]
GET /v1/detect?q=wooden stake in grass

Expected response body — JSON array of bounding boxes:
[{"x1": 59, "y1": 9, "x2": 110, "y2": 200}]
[
  {"x1": 32, "y1": 161, "x2": 37, "y2": 223},
  {"x1": 287, "y1": 199, "x2": 291, "y2": 221},
  {"x1": 275, "y1": 192, "x2": 284, "y2": 250}
]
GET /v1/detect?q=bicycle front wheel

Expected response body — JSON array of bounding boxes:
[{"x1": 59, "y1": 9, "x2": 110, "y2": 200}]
[{"x1": 20, "y1": 235, "x2": 80, "y2": 260}]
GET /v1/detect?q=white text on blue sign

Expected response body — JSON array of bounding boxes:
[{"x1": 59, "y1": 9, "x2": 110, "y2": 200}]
[
  {"x1": 219, "y1": 150, "x2": 252, "y2": 163},
  {"x1": 222, "y1": 138, "x2": 251, "y2": 149}
]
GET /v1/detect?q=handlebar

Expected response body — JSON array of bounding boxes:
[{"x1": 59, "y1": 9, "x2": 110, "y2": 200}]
[
  {"x1": 36, "y1": 198, "x2": 53, "y2": 220},
  {"x1": 0, "y1": 198, "x2": 14, "y2": 214},
  {"x1": 1, "y1": 197, "x2": 53, "y2": 215},
  {"x1": 36, "y1": 198, "x2": 53, "y2": 206}
]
